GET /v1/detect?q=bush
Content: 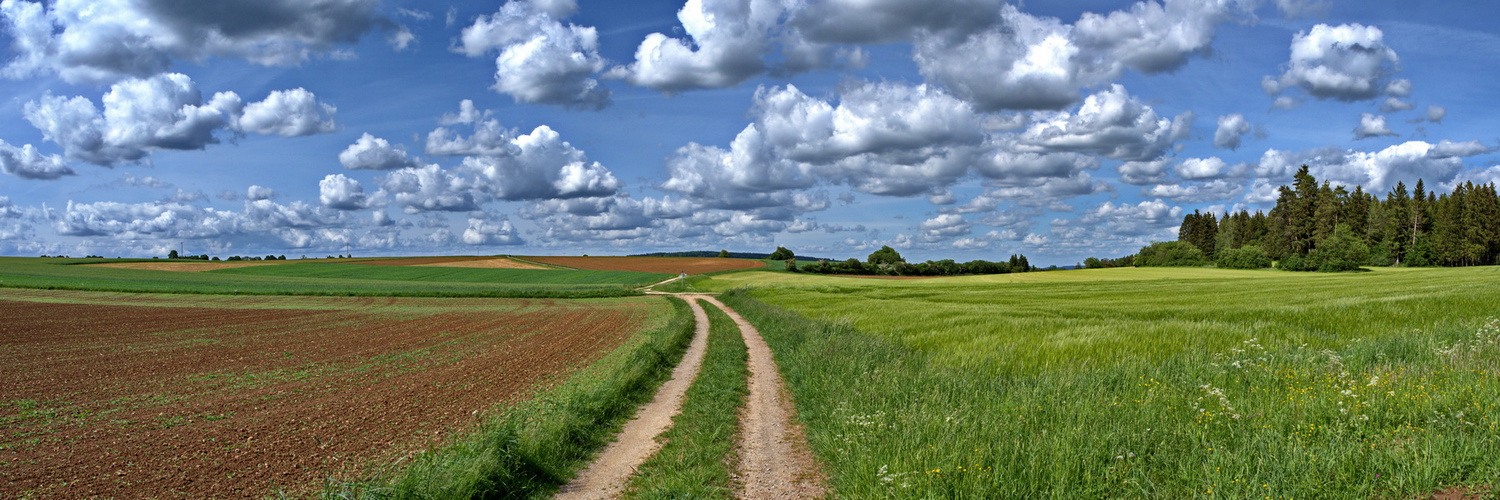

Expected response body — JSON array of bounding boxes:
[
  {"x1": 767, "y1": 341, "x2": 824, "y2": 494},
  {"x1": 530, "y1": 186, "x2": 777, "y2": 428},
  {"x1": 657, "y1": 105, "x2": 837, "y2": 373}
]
[
  {"x1": 1277, "y1": 254, "x2": 1315, "y2": 271},
  {"x1": 1310, "y1": 224, "x2": 1368, "y2": 272},
  {"x1": 1135, "y1": 241, "x2": 1209, "y2": 267},
  {"x1": 1216, "y1": 245, "x2": 1272, "y2": 269},
  {"x1": 867, "y1": 245, "x2": 904, "y2": 266},
  {"x1": 1281, "y1": 224, "x2": 1368, "y2": 273}
]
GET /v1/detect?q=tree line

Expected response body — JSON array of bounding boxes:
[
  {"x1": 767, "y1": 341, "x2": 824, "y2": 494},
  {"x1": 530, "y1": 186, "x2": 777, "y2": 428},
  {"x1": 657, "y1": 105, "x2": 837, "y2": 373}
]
[
  {"x1": 1127, "y1": 165, "x2": 1500, "y2": 271},
  {"x1": 790, "y1": 245, "x2": 1034, "y2": 276}
]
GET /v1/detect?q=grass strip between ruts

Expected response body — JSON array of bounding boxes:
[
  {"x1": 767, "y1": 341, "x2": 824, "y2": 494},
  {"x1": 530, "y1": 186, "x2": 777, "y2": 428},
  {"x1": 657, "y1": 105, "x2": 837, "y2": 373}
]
[
  {"x1": 623, "y1": 300, "x2": 749, "y2": 499},
  {"x1": 321, "y1": 296, "x2": 696, "y2": 499}
]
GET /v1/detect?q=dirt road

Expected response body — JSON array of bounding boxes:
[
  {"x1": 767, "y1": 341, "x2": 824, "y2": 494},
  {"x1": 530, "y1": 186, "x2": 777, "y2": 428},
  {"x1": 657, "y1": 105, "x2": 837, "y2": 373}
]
[
  {"x1": 555, "y1": 294, "x2": 824, "y2": 499},
  {"x1": 701, "y1": 296, "x2": 826, "y2": 499},
  {"x1": 554, "y1": 296, "x2": 713, "y2": 499}
]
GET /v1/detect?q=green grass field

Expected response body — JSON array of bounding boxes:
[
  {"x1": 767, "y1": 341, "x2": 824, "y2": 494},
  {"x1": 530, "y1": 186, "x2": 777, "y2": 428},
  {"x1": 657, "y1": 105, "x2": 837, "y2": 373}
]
[
  {"x1": 711, "y1": 266, "x2": 1500, "y2": 498},
  {"x1": 0, "y1": 258, "x2": 668, "y2": 297}
]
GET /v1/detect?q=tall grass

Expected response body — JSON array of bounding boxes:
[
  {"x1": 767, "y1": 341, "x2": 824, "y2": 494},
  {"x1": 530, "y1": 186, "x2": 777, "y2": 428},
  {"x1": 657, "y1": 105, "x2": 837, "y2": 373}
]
[
  {"x1": 326, "y1": 297, "x2": 696, "y2": 499},
  {"x1": 720, "y1": 266, "x2": 1500, "y2": 498},
  {"x1": 624, "y1": 302, "x2": 749, "y2": 499},
  {"x1": 740, "y1": 266, "x2": 1500, "y2": 374}
]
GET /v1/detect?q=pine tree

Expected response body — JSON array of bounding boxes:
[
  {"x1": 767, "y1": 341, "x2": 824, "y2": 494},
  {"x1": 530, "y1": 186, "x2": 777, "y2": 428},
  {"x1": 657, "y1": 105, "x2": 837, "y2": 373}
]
[
  {"x1": 1386, "y1": 182, "x2": 1411, "y2": 264},
  {"x1": 1312, "y1": 182, "x2": 1342, "y2": 246},
  {"x1": 1412, "y1": 179, "x2": 1429, "y2": 251}
]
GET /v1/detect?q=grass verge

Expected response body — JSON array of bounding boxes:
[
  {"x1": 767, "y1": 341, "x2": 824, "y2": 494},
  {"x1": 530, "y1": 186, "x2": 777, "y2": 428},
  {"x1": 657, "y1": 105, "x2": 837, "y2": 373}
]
[
  {"x1": 324, "y1": 296, "x2": 696, "y2": 499},
  {"x1": 623, "y1": 301, "x2": 749, "y2": 499},
  {"x1": 721, "y1": 289, "x2": 1500, "y2": 499}
]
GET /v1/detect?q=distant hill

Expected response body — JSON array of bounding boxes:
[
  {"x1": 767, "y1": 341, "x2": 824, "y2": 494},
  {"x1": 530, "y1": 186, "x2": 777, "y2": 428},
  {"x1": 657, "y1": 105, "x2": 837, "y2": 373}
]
[{"x1": 629, "y1": 251, "x2": 830, "y2": 262}]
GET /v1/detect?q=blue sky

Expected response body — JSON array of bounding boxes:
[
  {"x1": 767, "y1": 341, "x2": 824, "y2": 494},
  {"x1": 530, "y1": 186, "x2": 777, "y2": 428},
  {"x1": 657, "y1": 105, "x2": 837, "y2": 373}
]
[{"x1": 1, "y1": 0, "x2": 1497, "y2": 264}]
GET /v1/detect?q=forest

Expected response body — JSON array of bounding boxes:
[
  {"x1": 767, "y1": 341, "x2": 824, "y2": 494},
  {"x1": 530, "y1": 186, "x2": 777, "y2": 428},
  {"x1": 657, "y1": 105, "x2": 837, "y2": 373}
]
[{"x1": 1132, "y1": 166, "x2": 1500, "y2": 270}]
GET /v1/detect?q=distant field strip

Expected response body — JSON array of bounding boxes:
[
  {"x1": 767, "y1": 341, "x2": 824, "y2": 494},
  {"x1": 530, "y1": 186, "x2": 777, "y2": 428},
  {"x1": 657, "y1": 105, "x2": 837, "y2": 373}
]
[
  {"x1": 523, "y1": 256, "x2": 766, "y2": 274},
  {"x1": 89, "y1": 261, "x2": 289, "y2": 272},
  {"x1": 0, "y1": 258, "x2": 664, "y2": 297},
  {"x1": 0, "y1": 290, "x2": 670, "y2": 499},
  {"x1": 211, "y1": 262, "x2": 665, "y2": 285},
  {"x1": 351, "y1": 256, "x2": 550, "y2": 269}
]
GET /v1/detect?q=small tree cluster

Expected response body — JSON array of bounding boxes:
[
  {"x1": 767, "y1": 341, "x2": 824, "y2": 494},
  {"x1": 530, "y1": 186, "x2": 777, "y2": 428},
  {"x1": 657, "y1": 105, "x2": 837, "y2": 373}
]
[
  {"x1": 225, "y1": 255, "x2": 287, "y2": 261},
  {"x1": 795, "y1": 246, "x2": 1032, "y2": 277},
  {"x1": 1083, "y1": 255, "x2": 1135, "y2": 268},
  {"x1": 1135, "y1": 241, "x2": 1209, "y2": 267},
  {"x1": 1215, "y1": 245, "x2": 1271, "y2": 269}
]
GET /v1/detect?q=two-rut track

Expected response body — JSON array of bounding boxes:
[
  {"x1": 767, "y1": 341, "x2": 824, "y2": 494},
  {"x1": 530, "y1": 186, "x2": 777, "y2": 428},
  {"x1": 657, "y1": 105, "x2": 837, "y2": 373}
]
[{"x1": 555, "y1": 294, "x2": 825, "y2": 499}]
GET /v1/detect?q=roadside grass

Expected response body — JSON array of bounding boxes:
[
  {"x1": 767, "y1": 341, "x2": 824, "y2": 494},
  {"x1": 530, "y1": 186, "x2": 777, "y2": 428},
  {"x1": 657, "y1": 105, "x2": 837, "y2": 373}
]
[
  {"x1": 722, "y1": 288, "x2": 1500, "y2": 499},
  {"x1": 624, "y1": 301, "x2": 749, "y2": 499},
  {"x1": 325, "y1": 296, "x2": 696, "y2": 500},
  {"x1": 0, "y1": 258, "x2": 659, "y2": 297}
]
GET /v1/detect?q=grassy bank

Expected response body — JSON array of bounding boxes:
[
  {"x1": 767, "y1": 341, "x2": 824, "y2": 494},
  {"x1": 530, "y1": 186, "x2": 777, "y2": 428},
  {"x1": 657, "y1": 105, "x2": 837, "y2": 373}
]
[
  {"x1": 624, "y1": 301, "x2": 749, "y2": 499},
  {"x1": 326, "y1": 296, "x2": 696, "y2": 499},
  {"x1": 720, "y1": 266, "x2": 1500, "y2": 498}
]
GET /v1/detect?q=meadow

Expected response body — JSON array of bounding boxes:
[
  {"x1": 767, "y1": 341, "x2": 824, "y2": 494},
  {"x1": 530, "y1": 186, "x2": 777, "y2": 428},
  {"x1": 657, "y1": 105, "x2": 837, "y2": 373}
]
[
  {"x1": 0, "y1": 258, "x2": 668, "y2": 297},
  {"x1": 711, "y1": 266, "x2": 1500, "y2": 498}
]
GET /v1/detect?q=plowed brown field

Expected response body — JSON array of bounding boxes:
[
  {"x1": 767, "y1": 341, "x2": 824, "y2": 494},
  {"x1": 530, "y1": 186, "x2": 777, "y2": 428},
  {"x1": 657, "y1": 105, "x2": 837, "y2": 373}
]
[
  {"x1": 350, "y1": 256, "x2": 544, "y2": 269},
  {"x1": 0, "y1": 291, "x2": 664, "y2": 498},
  {"x1": 523, "y1": 256, "x2": 765, "y2": 274}
]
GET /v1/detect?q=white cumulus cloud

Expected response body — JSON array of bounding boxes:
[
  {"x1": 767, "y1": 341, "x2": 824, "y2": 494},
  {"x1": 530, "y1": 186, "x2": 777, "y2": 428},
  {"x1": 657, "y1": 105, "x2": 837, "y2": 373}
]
[
  {"x1": 458, "y1": 0, "x2": 609, "y2": 109},
  {"x1": 339, "y1": 133, "x2": 418, "y2": 170},
  {"x1": 1265, "y1": 23, "x2": 1401, "y2": 101}
]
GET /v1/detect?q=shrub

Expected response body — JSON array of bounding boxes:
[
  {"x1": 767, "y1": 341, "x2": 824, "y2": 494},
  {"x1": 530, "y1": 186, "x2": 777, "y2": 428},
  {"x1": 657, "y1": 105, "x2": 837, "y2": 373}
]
[
  {"x1": 1135, "y1": 241, "x2": 1209, "y2": 267},
  {"x1": 1216, "y1": 245, "x2": 1272, "y2": 269},
  {"x1": 867, "y1": 245, "x2": 904, "y2": 266},
  {"x1": 1309, "y1": 224, "x2": 1368, "y2": 272},
  {"x1": 1277, "y1": 254, "x2": 1315, "y2": 271},
  {"x1": 767, "y1": 246, "x2": 795, "y2": 261}
]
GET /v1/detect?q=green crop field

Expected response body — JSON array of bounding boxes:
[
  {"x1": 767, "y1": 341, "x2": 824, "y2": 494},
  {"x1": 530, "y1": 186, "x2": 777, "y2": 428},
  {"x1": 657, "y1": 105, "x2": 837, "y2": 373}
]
[
  {"x1": 0, "y1": 258, "x2": 669, "y2": 297},
  {"x1": 710, "y1": 266, "x2": 1500, "y2": 498},
  {"x1": 210, "y1": 261, "x2": 667, "y2": 285}
]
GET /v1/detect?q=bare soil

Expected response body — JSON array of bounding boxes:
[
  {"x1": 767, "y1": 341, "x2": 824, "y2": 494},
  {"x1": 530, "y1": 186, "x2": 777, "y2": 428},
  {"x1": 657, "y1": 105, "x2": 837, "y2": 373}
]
[
  {"x1": 524, "y1": 256, "x2": 765, "y2": 274},
  {"x1": 1418, "y1": 486, "x2": 1491, "y2": 500},
  {"x1": 414, "y1": 257, "x2": 551, "y2": 270},
  {"x1": 0, "y1": 294, "x2": 659, "y2": 498},
  {"x1": 349, "y1": 256, "x2": 544, "y2": 268}
]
